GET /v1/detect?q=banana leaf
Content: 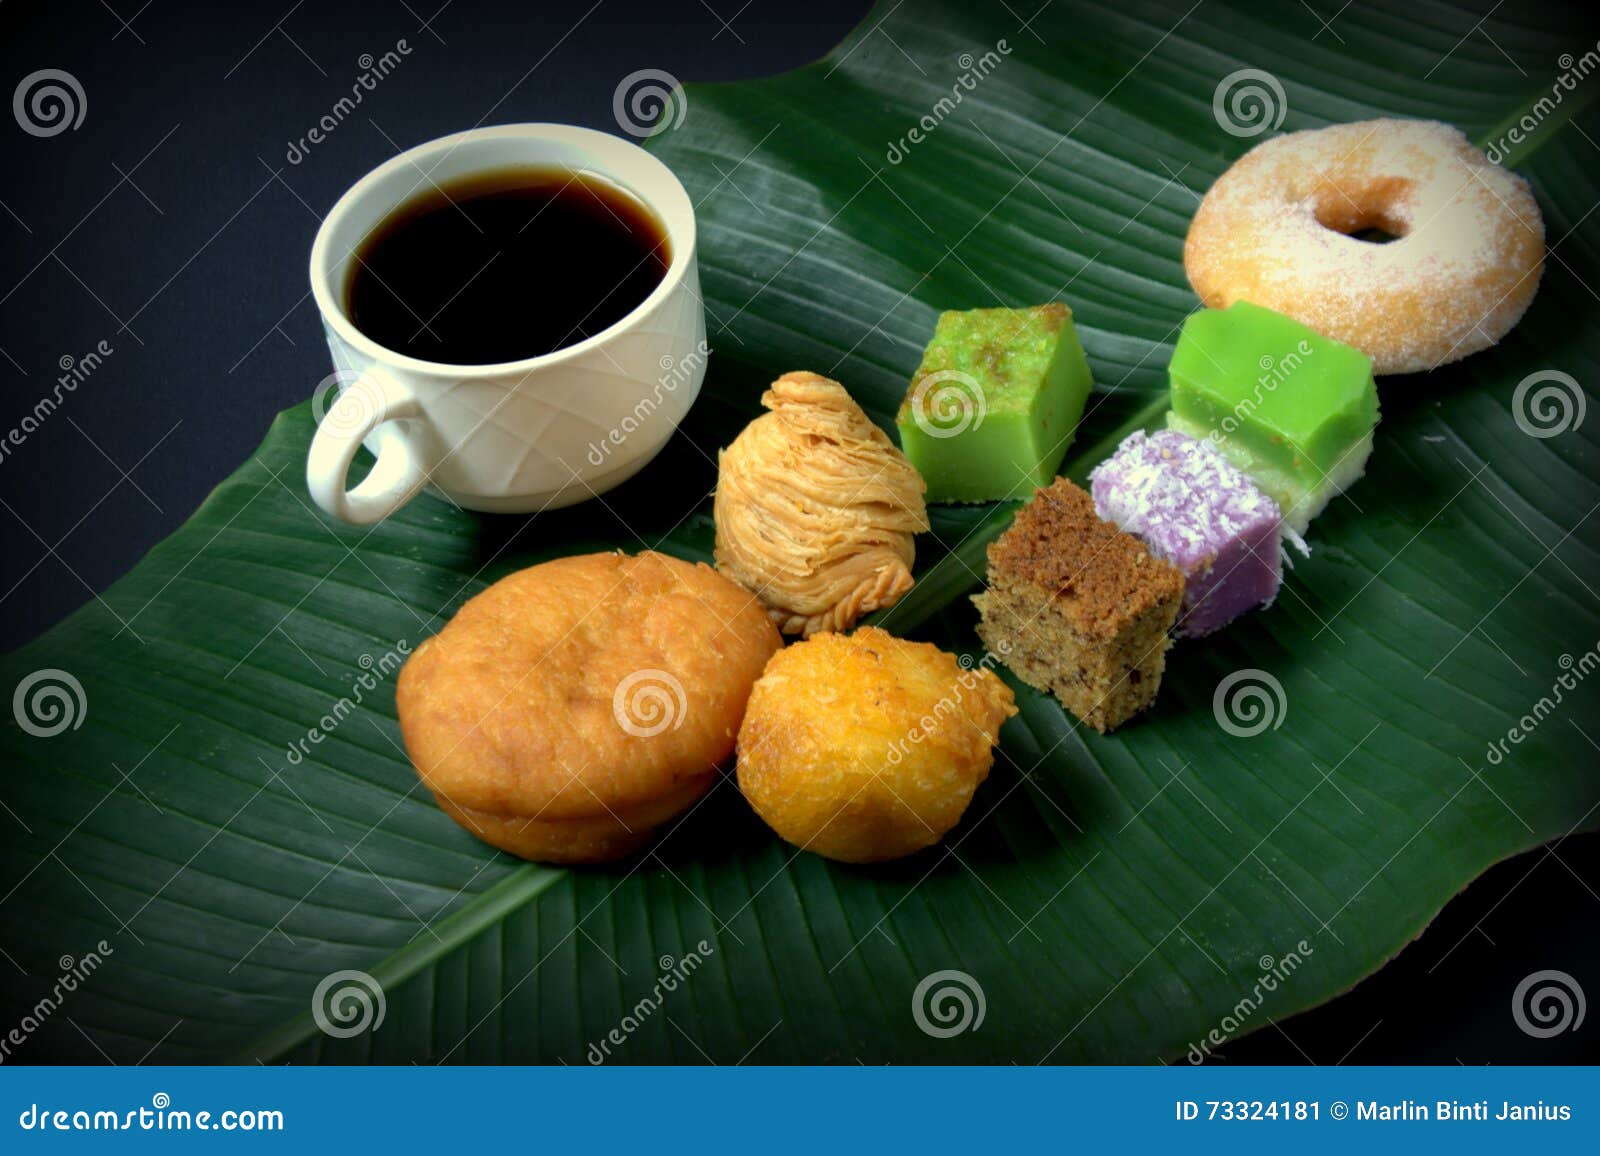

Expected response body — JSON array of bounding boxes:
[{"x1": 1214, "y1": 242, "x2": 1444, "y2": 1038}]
[{"x1": 1, "y1": 0, "x2": 1596, "y2": 1063}]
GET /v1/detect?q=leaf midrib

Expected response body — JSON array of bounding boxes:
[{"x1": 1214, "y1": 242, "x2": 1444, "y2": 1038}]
[{"x1": 235, "y1": 862, "x2": 564, "y2": 1062}]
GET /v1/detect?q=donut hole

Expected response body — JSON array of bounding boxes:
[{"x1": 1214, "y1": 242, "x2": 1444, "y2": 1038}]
[
  {"x1": 1348, "y1": 225, "x2": 1402, "y2": 245},
  {"x1": 1313, "y1": 176, "x2": 1412, "y2": 244}
]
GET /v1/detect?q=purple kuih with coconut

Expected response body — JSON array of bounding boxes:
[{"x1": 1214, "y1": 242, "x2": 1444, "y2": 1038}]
[{"x1": 1090, "y1": 429, "x2": 1293, "y2": 638}]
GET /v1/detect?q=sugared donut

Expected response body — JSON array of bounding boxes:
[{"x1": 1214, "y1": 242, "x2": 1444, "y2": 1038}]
[{"x1": 1184, "y1": 118, "x2": 1544, "y2": 376}]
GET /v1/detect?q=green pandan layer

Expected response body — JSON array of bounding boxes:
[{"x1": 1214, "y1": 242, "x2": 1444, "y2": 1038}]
[
  {"x1": 1168, "y1": 300, "x2": 1379, "y2": 533},
  {"x1": 896, "y1": 304, "x2": 1092, "y2": 503}
]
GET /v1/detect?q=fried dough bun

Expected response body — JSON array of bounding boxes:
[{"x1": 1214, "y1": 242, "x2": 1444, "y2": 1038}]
[
  {"x1": 397, "y1": 551, "x2": 780, "y2": 863},
  {"x1": 736, "y1": 627, "x2": 1015, "y2": 863},
  {"x1": 714, "y1": 371, "x2": 929, "y2": 636}
]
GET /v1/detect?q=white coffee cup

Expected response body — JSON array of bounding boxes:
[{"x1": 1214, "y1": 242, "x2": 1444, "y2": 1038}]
[{"x1": 306, "y1": 123, "x2": 706, "y2": 524}]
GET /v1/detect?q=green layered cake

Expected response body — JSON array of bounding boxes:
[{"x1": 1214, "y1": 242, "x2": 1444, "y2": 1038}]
[
  {"x1": 1168, "y1": 300, "x2": 1379, "y2": 535},
  {"x1": 896, "y1": 304, "x2": 1092, "y2": 503}
]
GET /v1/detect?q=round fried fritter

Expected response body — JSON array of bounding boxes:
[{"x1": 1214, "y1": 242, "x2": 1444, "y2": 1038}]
[
  {"x1": 397, "y1": 551, "x2": 781, "y2": 863},
  {"x1": 736, "y1": 626, "x2": 1016, "y2": 863}
]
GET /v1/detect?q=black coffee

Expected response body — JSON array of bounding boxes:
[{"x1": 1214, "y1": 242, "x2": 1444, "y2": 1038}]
[{"x1": 346, "y1": 166, "x2": 670, "y2": 364}]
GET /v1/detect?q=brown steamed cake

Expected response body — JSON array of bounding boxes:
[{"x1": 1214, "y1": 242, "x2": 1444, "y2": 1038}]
[
  {"x1": 397, "y1": 551, "x2": 781, "y2": 863},
  {"x1": 974, "y1": 478, "x2": 1184, "y2": 733}
]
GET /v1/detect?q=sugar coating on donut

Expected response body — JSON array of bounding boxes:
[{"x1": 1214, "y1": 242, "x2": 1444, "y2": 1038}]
[{"x1": 1184, "y1": 118, "x2": 1544, "y2": 375}]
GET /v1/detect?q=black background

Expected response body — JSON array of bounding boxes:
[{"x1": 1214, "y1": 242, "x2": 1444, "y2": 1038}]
[{"x1": 0, "y1": 0, "x2": 1594, "y2": 1064}]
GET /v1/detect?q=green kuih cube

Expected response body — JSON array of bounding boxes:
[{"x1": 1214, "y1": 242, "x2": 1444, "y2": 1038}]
[
  {"x1": 1167, "y1": 300, "x2": 1379, "y2": 535},
  {"x1": 896, "y1": 304, "x2": 1093, "y2": 504}
]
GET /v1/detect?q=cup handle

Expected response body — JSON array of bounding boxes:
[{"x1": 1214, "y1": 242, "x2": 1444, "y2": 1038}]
[{"x1": 306, "y1": 367, "x2": 430, "y2": 525}]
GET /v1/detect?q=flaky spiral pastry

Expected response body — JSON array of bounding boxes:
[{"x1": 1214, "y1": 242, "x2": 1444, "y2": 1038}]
[{"x1": 714, "y1": 371, "x2": 929, "y2": 636}]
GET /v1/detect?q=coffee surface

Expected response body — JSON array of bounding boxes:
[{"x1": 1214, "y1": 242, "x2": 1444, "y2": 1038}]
[{"x1": 346, "y1": 166, "x2": 670, "y2": 365}]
